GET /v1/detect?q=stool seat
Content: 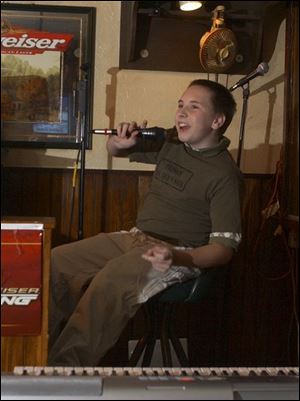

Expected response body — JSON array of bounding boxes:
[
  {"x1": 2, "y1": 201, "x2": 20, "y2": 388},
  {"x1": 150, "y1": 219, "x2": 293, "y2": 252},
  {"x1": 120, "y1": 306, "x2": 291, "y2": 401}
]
[
  {"x1": 158, "y1": 266, "x2": 225, "y2": 303},
  {"x1": 129, "y1": 266, "x2": 227, "y2": 367}
]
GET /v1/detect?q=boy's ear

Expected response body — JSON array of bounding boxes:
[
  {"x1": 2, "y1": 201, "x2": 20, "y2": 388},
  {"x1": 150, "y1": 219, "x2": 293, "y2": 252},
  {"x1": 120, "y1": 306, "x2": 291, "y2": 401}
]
[{"x1": 212, "y1": 113, "x2": 225, "y2": 130}]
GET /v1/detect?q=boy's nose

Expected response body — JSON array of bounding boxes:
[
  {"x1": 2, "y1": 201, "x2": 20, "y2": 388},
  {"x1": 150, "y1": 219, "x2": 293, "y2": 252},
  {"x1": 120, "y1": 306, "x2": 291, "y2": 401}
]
[{"x1": 178, "y1": 108, "x2": 188, "y2": 116}]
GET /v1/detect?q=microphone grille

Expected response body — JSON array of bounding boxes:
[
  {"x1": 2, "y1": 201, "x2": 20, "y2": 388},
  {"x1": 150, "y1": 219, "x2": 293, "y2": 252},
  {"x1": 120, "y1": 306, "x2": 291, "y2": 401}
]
[{"x1": 257, "y1": 62, "x2": 269, "y2": 75}]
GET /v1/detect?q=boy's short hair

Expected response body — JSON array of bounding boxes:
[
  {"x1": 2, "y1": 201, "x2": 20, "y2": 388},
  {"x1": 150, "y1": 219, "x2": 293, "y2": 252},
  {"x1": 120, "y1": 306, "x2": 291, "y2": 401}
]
[{"x1": 189, "y1": 79, "x2": 237, "y2": 135}]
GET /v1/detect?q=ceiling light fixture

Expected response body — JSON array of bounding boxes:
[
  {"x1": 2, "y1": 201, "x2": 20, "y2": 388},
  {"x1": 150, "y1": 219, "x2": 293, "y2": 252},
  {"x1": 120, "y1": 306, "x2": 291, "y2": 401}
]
[{"x1": 179, "y1": 1, "x2": 203, "y2": 11}]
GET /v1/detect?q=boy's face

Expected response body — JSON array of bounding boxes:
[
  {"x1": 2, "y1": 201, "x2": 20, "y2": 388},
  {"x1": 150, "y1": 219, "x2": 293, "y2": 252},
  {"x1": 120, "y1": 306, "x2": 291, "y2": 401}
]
[{"x1": 175, "y1": 85, "x2": 224, "y2": 149}]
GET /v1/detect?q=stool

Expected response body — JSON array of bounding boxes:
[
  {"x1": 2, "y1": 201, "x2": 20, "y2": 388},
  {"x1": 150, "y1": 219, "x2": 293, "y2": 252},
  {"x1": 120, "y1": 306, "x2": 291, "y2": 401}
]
[{"x1": 128, "y1": 266, "x2": 227, "y2": 367}]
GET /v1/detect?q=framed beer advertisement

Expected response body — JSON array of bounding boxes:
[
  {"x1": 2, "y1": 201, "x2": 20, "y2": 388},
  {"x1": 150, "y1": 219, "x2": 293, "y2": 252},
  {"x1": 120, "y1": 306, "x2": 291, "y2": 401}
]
[{"x1": 1, "y1": 4, "x2": 95, "y2": 148}]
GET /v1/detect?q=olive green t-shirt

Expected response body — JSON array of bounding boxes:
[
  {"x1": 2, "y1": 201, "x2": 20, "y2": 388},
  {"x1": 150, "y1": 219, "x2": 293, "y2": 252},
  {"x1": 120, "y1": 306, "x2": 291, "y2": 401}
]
[{"x1": 129, "y1": 136, "x2": 243, "y2": 250}]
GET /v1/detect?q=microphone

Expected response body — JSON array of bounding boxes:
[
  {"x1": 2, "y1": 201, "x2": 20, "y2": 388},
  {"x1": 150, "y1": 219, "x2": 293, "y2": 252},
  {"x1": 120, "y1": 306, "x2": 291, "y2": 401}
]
[
  {"x1": 90, "y1": 126, "x2": 167, "y2": 139},
  {"x1": 229, "y1": 62, "x2": 269, "y2": 92}
]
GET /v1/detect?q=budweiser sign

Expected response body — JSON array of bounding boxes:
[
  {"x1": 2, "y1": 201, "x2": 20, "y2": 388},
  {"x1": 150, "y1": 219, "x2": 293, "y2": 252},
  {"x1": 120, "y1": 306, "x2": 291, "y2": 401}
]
[{"x1": 1, "y1": 25, "x2": 73, "y2": 55}]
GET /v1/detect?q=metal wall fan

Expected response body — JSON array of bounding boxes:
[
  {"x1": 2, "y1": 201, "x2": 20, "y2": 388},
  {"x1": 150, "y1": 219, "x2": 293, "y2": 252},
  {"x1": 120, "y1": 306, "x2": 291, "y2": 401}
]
[{"x1": 199, "y1": 5, "x2": 237, "y2": 73}]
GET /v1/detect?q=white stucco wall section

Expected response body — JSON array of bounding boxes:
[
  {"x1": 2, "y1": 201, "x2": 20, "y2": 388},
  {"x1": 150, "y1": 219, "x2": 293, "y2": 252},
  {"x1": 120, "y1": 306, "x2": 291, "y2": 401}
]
[{"x1": 2, "y1": 1, "x2": 285, "y2": 174}]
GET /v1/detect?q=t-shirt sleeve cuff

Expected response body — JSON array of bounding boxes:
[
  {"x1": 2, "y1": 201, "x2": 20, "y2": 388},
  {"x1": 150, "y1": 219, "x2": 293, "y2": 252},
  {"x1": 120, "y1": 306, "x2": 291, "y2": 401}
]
[{"x1": 208, "y1": 236, "x2": 240, "y2": 251}]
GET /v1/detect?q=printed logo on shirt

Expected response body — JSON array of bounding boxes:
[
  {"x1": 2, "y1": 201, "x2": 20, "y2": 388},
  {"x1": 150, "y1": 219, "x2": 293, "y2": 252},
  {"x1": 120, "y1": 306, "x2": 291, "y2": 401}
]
[{"x1": 154, "y1": 159, "x2": 193, "y2": 191}]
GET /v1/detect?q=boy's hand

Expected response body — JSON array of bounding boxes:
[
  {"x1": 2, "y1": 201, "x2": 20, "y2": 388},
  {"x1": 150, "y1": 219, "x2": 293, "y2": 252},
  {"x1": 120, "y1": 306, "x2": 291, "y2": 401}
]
[
  {"x1": 142, "y1": 245, "x2": 174, "y2": 273},
  {"x1": 112, "y1": 120, "x2": 147, "y2": 149}
]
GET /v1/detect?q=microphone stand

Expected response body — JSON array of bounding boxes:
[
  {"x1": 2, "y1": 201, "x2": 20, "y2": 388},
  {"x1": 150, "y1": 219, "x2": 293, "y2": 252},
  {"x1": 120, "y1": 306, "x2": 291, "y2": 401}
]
[
  {"x1": 235, "y1": 82, "x2": 250, "y2": 168},
  {"x1": 77, "y1": 65, "x2": 89, "y2": 240}
]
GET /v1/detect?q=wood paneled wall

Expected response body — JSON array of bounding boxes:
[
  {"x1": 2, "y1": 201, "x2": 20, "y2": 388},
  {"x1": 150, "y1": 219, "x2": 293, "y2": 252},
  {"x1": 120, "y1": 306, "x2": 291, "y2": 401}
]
[
  {"x1": 283, "y1": 0, "x2": 299, "y2": 217},
  {"x1": 1, "y1": 167, "x2": 297, "y2": 367}
]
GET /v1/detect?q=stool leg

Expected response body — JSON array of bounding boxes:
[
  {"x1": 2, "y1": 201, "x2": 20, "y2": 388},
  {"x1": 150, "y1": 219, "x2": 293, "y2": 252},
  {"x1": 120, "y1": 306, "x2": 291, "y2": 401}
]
[
  {"x1": 142, "y1": 300, "x2": 159, "y2": 366},
  {"x1": 160, "y1": 303, "x2": 173, "y2": 367},
  {"x1": 128, "y1": 301, "x2": 155, "y2": 367},
  {"x1": 167, "y1": 303, "x2": 190, "y2": 367},
  {"x1": 128, "y1": 335, "x2": 148, "y2": 366},
  {"x1": 141, "y1": 336, "x2": 156, "y2": 366},
  {"x1": 169, "y1": 331, "x2": 190, "y2": 367}
]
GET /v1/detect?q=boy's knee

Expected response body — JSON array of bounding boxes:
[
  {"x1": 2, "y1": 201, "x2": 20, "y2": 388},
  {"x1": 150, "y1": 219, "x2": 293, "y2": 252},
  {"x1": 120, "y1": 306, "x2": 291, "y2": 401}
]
[
  {"x1": 51, "y1": 243, "x2": 74, "y2": 272},
  {"x1": 51, "y1": 244, "x2": 65, "y2": 263}
]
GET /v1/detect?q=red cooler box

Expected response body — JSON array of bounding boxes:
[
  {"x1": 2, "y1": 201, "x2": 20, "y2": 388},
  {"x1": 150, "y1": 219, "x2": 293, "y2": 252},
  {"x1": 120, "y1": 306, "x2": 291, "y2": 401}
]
[{"x1": 1, "y1": 223, "x2": 43, "y2": 336}]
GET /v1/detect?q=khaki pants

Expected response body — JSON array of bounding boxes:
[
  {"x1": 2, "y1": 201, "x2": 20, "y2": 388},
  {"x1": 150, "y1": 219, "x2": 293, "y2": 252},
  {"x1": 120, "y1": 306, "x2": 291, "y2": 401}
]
[{"x1": 48, "y1": 229, "x2": 199, "y2": 366}]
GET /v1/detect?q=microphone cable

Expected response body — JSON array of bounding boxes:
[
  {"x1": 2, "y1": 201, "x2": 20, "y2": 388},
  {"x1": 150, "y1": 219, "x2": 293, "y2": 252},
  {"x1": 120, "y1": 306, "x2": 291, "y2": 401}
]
[{"x1": 68, "y1": 148, "x2": 81, "y2": 242}]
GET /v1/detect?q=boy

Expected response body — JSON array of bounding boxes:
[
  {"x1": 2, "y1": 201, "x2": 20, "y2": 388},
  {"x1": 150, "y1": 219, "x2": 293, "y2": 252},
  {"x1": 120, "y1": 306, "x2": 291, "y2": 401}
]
[{"x1": 48, "y1": 79, "x2": 243, "y2": 366}]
